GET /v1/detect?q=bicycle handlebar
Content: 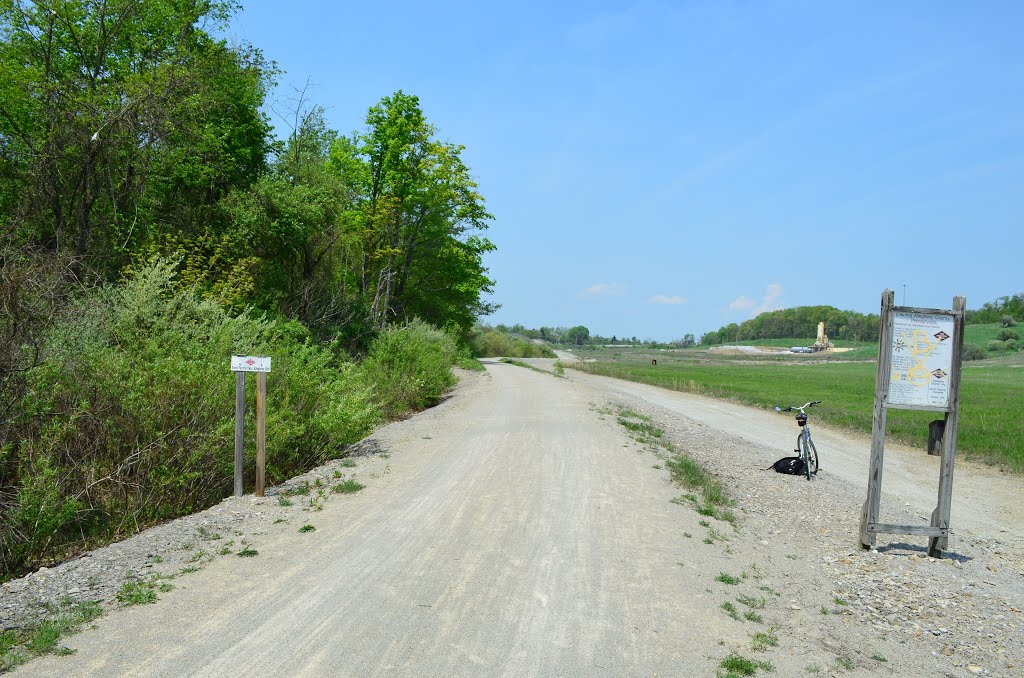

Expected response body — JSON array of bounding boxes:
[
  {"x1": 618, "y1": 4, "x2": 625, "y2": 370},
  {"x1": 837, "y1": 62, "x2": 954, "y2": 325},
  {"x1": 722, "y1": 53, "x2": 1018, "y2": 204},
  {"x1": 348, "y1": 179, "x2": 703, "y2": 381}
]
[{"x1": 776, "y1": 400, "x2": 821, "y2": 413}]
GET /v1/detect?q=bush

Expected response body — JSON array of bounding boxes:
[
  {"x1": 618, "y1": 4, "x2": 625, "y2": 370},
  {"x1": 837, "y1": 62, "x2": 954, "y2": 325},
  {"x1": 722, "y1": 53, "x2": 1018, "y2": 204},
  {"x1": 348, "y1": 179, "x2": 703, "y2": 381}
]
[
  {"x1": 0, "y1": 261, "x2": 379, "y2": 576},
  {"x1": 961, "y1": 343, "x2": 986, "y2": 361},
  {"x1": 469, "y1": 327, "x2": 556, "y2": 358},
  {"x1": 360, "y1": 320, "x2": 458, "y2": 418},
  {"x1": 1002, "y1": 315, "x2": 1017, "y2": 328},
  {"x1": 997, "y1": 329, "x2": 1019, "y2": 341}
]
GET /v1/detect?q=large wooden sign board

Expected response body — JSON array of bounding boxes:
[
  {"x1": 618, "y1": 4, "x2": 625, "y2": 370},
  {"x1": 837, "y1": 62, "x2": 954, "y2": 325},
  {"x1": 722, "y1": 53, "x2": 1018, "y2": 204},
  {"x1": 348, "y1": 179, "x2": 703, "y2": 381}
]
[{"x1": 859, "y1": 291, "x2": 964, "y2": 557}]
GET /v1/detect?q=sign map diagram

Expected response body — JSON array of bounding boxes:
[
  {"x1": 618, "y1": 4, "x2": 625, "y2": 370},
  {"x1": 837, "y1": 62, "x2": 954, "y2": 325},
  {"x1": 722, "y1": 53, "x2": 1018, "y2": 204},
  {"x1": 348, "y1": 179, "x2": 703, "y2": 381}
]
[{"x1": 887, "y1": 312, "x2": 954, "y2": 409}]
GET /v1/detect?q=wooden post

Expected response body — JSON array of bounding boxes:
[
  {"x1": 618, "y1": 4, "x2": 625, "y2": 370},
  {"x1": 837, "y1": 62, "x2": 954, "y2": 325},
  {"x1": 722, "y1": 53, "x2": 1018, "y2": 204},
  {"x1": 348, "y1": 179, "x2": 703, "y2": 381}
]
[
  {"x1": 929, "y1": 295, "x2": 965, "y2": 556},
  {"x1": 255, "y1": 371, "x2": 267, "y2": 497},
  {"x1": 860, "y1": 289, "x2": 895, "y2": 549},
  {"x1": 927, "y1": 419, "x2": 946, "y2": 456},
  {"x1": 234, "y1": 372, "x2": 246, "y2": 497}
]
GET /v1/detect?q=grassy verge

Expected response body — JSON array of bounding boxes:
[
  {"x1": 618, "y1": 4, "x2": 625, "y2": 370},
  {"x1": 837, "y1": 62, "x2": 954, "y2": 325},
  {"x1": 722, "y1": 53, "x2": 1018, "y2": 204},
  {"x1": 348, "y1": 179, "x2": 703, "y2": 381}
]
[
  {"x1": 498, "y1": 357, "x2": 564, "y2": 377},
  {"x1": 456, "y1": 356, "x2": 487, "y2": 371},
  {"x1": 616, "y1": 410, "x2": 736, "y2": 524},
  {"x1": 0, "y1": 600, "x2": 103, "y2": 670},
  {"x1": 576, "y1": 359, "x2": 1024, "y2": 472}
]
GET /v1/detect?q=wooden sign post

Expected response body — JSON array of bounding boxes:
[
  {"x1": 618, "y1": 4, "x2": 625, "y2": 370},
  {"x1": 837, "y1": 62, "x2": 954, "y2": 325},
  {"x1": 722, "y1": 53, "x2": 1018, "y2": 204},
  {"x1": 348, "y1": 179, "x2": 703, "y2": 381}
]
[
  {"x1": 230, "y1": 356, "x2": 271, "y2": 497},
  {"x1": 859, "y1": 290, "x2": 964, "y2": 557}
]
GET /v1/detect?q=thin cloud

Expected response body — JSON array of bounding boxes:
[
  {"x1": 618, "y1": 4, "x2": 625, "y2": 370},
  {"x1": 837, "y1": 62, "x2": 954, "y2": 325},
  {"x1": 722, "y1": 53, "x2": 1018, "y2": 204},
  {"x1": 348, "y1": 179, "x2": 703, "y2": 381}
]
[
  {"x1": 579, "y1": 283, "x2": 625, "y2": 298},
  {"x1": 648, "y1": 294, "x2": 687, "y2": 305},
  {"x1": 729, "y1": 284, "x2": 784, "y2": 316},
  {"x1": 729, "y1": 296, "x2": 755, "y2": 311}
]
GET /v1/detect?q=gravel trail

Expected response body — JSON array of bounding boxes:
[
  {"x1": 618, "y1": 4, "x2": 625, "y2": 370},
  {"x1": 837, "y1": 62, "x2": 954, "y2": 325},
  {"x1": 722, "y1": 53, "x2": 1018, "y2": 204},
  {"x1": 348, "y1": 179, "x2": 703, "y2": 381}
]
[{"x1": 4, "y1": 359, "x2": 1022, "y2": 677}]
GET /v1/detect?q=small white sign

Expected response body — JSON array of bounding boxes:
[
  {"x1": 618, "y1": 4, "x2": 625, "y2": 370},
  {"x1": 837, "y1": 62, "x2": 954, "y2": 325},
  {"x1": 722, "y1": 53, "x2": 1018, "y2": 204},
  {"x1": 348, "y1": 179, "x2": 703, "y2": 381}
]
[{"x1": 231, "y1": 356, "x2": 271, "y2": 373}]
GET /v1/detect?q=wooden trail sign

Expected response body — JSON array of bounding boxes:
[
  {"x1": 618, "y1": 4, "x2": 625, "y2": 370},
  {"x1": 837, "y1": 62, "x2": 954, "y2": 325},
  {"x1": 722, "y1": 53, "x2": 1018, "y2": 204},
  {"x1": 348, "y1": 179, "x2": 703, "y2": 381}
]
[
  {"x1": 231, "y1": 356, "x2": 271, "y2": 497},
  {"x1": 859, "y1": 291, "x2": 964, "y2": 557}
]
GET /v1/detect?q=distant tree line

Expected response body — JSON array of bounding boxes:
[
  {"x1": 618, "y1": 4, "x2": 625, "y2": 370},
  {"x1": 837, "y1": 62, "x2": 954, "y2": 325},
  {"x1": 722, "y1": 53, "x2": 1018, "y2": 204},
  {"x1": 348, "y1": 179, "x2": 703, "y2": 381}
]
[
  {"x1": 699, "y1": 306, "x2": 880, "y2": 346},
  {"x1": 965, "y1": 293, "x2": 1024, "y2": 326},
  {"x1": 489, "y1": 323, "x2": 697, "y2": 348}
]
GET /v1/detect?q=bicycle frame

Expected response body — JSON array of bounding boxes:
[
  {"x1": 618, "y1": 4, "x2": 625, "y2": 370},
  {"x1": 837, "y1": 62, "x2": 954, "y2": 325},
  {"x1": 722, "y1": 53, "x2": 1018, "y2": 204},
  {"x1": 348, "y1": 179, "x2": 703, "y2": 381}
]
[{"x1": 776, "y1": 401, "x2": 820, "y2": 480}]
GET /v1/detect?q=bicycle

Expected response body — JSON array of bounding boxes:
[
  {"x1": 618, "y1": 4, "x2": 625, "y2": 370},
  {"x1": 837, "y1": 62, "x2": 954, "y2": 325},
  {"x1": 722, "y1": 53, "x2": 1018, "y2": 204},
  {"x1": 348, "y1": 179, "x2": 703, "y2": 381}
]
[{"x1": 774, "y1": 401, "x2": 821, "y2": 480}]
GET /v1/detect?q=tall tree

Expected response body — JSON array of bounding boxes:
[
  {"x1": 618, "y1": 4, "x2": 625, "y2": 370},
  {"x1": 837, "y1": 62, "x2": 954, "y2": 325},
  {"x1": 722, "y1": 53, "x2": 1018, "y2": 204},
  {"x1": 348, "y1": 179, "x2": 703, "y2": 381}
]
[
  {"x1": 329, "y1": 91, "x2": 495, "y2": 335},
  {"x1": 0, "y1": 0, "x2": 273, "y2": 277}
]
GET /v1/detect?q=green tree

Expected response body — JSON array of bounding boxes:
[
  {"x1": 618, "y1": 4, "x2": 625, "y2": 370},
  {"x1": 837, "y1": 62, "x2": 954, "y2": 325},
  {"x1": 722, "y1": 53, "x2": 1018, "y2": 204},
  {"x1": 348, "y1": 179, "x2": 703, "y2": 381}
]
[
  {"x1": 0, "y1": 0, "x2": 273, "y2": 276},
  {"x1": 328, "y1": 91, "x2": 495, "y2": 337},
  {"x1": 565, "y1": 325, "x2": 590, "y2": 346}
]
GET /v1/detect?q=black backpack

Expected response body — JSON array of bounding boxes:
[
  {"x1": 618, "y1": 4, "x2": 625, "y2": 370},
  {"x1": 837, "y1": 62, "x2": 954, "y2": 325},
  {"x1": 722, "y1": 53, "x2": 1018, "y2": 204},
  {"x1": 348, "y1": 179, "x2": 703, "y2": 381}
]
[{"x1": 768, "y1": 456, "x2": 806, "y2": 475}]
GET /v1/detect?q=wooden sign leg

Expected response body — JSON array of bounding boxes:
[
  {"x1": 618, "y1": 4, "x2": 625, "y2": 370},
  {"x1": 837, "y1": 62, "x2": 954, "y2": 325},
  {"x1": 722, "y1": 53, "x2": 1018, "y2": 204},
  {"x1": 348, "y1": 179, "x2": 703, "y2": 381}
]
[
  {"x1": 256, "y1": 371, "x2": 267, "y2": 497},
  {"x1": 861, "y1": 289, "x2": 894, "y2": 549},
  {"x1": 234, "y1": 372, "x2": 246, "y2": 497},
  {"x1": 929, "y1": 296, "x2": 965, "y2": 557}
]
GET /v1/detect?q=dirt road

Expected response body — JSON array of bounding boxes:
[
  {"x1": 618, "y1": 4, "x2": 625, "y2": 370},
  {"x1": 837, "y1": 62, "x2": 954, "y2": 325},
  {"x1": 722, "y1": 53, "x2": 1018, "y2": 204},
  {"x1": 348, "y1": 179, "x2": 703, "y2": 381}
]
[
  {"x1": 17, "y1": 360, "x2": 1023, "y2": 677},
  {"x1": 554, "y1": 360, "x2": 1024, "y2": 558}
]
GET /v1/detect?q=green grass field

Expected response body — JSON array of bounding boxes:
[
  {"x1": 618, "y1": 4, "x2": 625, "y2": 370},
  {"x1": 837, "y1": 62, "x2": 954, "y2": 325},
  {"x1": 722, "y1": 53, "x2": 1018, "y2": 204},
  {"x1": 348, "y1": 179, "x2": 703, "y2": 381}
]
[{"x1": 569, "y1": 349, "x2": 1024, "y2": 472}]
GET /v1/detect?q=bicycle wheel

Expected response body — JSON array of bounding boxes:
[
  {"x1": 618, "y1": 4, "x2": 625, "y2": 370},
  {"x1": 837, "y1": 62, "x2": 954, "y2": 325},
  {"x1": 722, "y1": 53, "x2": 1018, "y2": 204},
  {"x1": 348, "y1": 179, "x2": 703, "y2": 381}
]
[{"x1": 801, "y1": 436, "x2": 819, "y2": 480}]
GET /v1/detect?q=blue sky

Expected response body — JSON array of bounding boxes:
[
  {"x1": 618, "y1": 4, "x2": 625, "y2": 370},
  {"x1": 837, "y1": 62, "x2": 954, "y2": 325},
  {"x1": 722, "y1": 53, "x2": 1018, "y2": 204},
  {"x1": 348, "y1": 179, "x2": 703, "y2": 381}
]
[{"x1": 232, "y1": 1, "x2": 1023, "y2": 341}]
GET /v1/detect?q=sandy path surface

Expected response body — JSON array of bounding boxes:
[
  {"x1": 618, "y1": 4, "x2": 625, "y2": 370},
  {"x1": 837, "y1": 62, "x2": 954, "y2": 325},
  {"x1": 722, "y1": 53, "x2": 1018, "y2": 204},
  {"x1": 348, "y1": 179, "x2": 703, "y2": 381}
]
[{"x1": 21, "y1": 361, "x2": 734, "y2": 677}]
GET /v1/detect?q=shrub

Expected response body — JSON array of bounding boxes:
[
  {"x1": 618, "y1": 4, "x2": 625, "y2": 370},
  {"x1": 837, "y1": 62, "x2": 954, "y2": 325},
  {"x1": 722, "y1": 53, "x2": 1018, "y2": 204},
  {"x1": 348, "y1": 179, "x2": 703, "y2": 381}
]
[
  {"x1": 360, "y1": 319, "x2": 457, "y2": 418},
  {"x1": 0, "y1": 261, "x2": 379, "y2": 576},
  {"x1": 962, "y1": 343, "x2": 986, "y2": 361},
  {"x1": 997, "y1": 329, "x2": 1019, "y2": 341},
  {"x1": 469, "y1": 327, "x2": 556, "y2": 358}
]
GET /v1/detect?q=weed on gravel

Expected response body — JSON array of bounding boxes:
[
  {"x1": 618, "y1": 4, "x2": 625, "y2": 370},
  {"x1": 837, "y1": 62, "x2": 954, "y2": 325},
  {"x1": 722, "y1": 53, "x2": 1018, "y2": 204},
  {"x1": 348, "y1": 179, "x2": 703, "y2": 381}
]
[
  {"x1": 751, "y1": 627, "x2": 779, "y2": 652},
  {"x1": 116, "y1": 580, "x2": 157, "y2": 606},
  {"x1": 237, "y1": 547, "x2": 258, "y2": 557},
  {"x1": 718, "y1": 652, "x2": 774, "y2": 676},
  {"x1": 617, "y1": 408, "x2": 737, "y2": 525},
  {"x1": 716, "y1": 572, "x2": 742, "y2": 585},
  {"x1": 299, "y1": 525, "x2": 316, "y2": 533},
  {"x1": 333, "y1": 479, "x2": 365, "y2": 494},
  {"x1": 737, "y1": 595, "x2": 766, "y2": 609},
  {"x1": 0, "y1": 599, "x2": 103, "y2": 669}
]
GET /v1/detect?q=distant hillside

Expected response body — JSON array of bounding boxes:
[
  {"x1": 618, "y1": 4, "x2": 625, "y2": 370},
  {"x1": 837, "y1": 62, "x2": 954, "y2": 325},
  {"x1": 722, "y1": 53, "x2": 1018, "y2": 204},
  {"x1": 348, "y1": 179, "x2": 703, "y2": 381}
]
[{"x1": 701, "y1": 306, "x2": 879, "y2": 346}]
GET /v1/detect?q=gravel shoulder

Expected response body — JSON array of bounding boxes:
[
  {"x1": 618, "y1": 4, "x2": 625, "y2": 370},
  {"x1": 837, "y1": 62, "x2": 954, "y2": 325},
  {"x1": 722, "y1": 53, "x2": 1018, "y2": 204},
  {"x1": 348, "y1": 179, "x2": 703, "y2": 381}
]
[{"x1": 3, "y1": 360, "x2": 1022, "y2": 677}]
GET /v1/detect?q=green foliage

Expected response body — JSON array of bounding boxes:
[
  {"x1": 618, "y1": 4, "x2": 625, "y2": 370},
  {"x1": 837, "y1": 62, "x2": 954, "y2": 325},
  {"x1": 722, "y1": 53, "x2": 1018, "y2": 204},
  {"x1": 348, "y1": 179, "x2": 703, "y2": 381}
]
[
  {"x1": 332, "y1": 480, "x2": 365, "y2": 494},
  {"x1": 0, "y1": 599, "x2": 102, "y2": 668},
  {"x1": 0, "y1": 261, "x2": 381, "y2": 576},
  {"x1": 718, "y1": 653, "x2": 773, "y2": 676},
  {"x1": 997, "y1": 329, "x2": 1019, "y2": 341},
  {"x1": 0, "y1": 3, "x2": 492, "y2": 578},
  {"x1": 237, "y1": 546, "x2": 258, "y2": 557},
  {"x1": 299, "y1": 524, "x2": 316, "y2": 533},
  {"x1": 716, "y1": 573, "x2": 742, "y2": 585},
  {"x1": 469, "y1": 327, "x2": 556, "y2": 358},
  {"x1": 966, "y1": 293, "x2": 1024, "y2": 325},
  {"x1": 702, "y1": 305, "x2": 879, "y2": 346},
  {"x1": 962, "y1": 343, "x2": 986, "y2": 361},
  {"x1": 0, "y1": 0, "x2": 273, "y2": 273},
  {"x1": 563, "y1": 325, "x2": 591, "y2": 346},
  {"x1": 360, "y1": 320, "x2": 457, "y2": 418},
  {"x1": 117, "y1": 580, "x2": 157, "y2": 606},
  {"x1": 751, "y1": 627, "x2": 779, "y2": 651}
]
